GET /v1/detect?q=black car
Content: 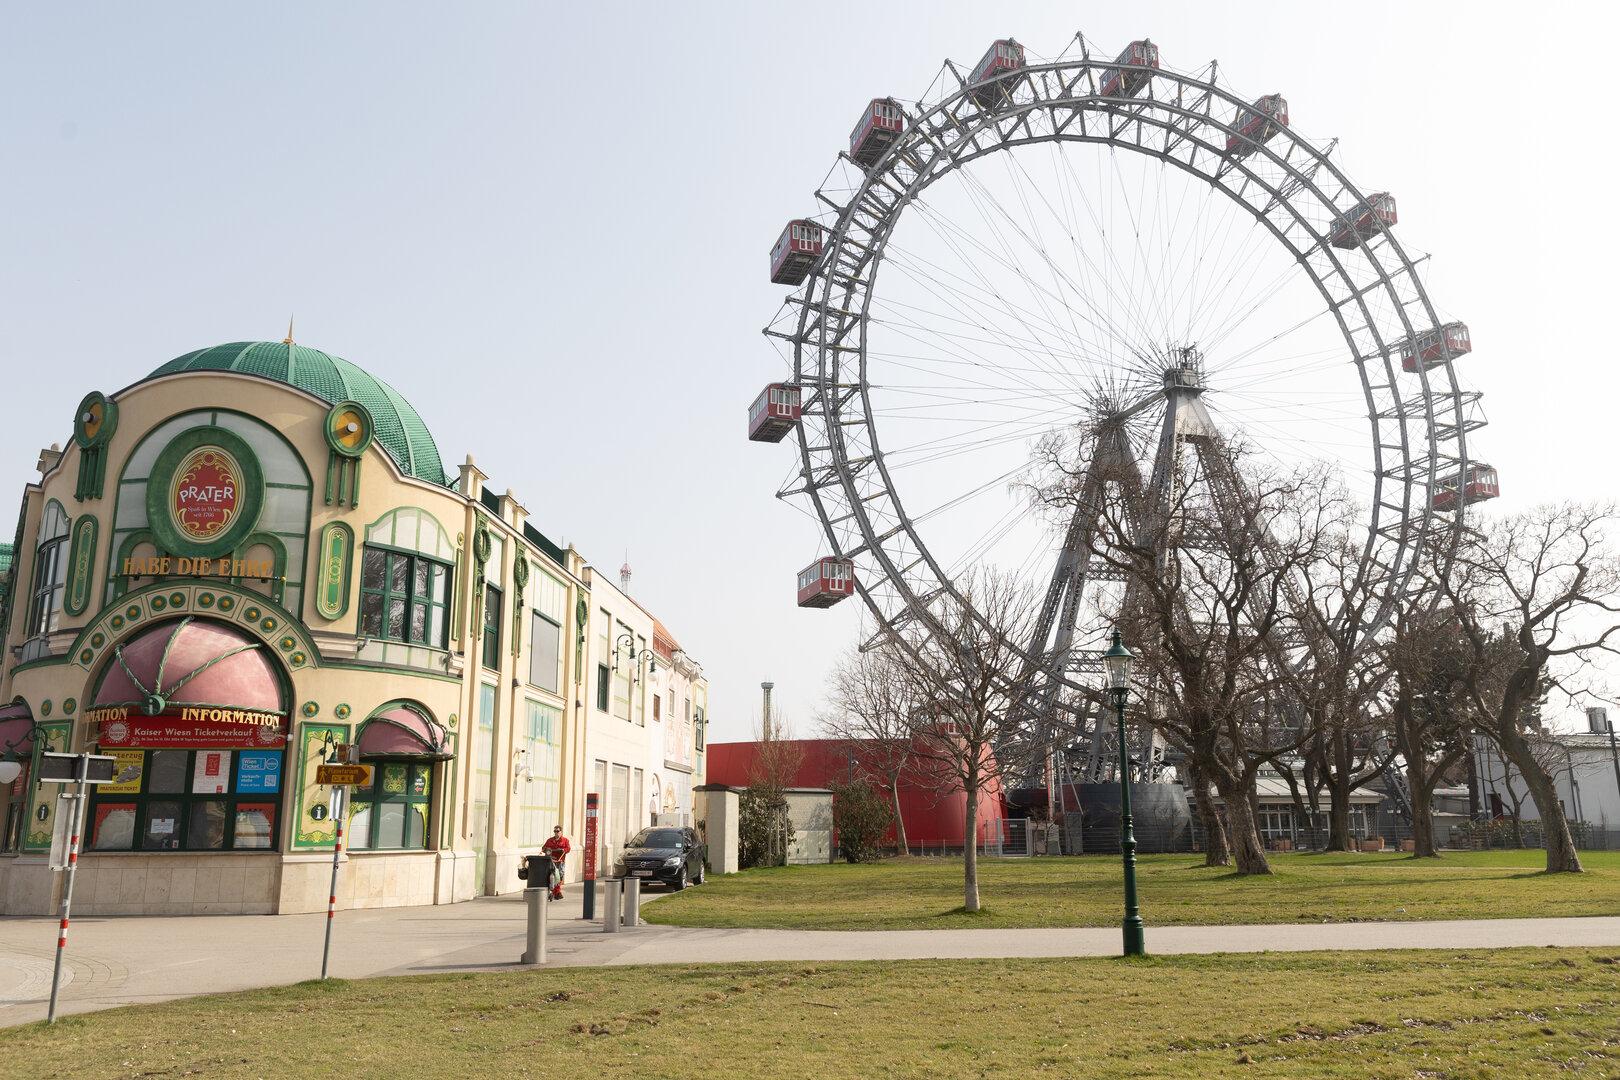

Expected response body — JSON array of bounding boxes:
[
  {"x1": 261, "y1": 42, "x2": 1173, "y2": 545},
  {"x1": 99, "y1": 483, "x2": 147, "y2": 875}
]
[{"x1": 620, "y1": 826, "x2": 706, "y2": 890}]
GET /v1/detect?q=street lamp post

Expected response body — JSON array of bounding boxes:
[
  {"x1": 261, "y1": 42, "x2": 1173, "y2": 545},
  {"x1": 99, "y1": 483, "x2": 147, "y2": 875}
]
[{"x1": 1103, "y1": 628, "x2": 1145, "y2": 957}]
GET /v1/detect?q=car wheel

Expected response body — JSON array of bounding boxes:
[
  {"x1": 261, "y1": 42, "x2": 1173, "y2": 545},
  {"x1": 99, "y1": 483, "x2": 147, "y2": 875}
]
[
  {"x1": 693, "y1": 861, "x2": 705, "y2": 885},
  {"x1": 673, "y1": 866, "x2": 688, "y2": 891}
]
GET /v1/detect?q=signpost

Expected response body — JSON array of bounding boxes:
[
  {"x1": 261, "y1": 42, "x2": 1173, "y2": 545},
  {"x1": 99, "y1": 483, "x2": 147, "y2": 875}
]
[
  {"x1": 39, "y1": 752, "x2": 117, "y2": 1024},
  {"x1": 315, "y1": 763, "x2": 372, "y2": 787},
  {"x1": 317, "y1": 756, "x2": 368, "y2": 979},
  {"x1": 582, "y1": 792, "x2": 599, "y2": 921}
]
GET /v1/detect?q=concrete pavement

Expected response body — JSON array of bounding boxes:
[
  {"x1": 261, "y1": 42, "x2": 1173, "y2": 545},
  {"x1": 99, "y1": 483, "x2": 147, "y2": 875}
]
[{"x1": 3, "y1": 884, "x2": 1617, "y2": 1028}]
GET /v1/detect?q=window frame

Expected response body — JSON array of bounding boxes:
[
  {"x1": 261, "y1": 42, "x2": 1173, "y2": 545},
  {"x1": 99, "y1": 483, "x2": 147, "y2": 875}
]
[
  {"x1": 482, "y1": 582, "x2": 503, "y2": 670},
  {"x1": 359, "y1": 544, "x2": 453, "y2": 649},
  {"x1": 85, "y1": 748, "x2": 285, "y2": 853},
  {"x1": 528, "y1": 610, "x2": 562, "y2": 692},
  {"x1": 347, "y1": 759, "x2": 435, "y2": 851}
]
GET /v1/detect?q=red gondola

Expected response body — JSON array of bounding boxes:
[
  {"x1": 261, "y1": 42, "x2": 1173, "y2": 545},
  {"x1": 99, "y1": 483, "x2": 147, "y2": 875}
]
[
  {"x1": 797, "y1": 557, "x2": 856, "y2": 608},
  {"x1": 1401, "y1": 322, "x2": 1471, "y2": 372},
  {"x1": 968, "y1": 39, "x2": 1026, "y2": 108},
  {"x1": 748, "y1": 383, "x2": 802, "y2": 443},
  {"x1": 770, "y1": 220, "x2": 826, "y2": 285},
  {"x1": 1099, "y1": 39, "x2": 1159, "y2": 98},
  {"x1": 1432, "y1": 463, "x2": 1499, "y2": 512},
  {"x1": 1226, "y1": 94, "x2": 1288, "y2": 157},
  {"x1": 1328, "y1": 193, "x2": 1397, "y2": 249},
  {"x1": 850, "y1": 98, "x2": 906, "y2": 168}
]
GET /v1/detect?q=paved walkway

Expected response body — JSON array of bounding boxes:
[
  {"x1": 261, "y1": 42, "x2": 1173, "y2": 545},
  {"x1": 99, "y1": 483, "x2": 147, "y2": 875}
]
[{"x1": 3, "y1": 886, "x2": 1617, "y2": 1027}]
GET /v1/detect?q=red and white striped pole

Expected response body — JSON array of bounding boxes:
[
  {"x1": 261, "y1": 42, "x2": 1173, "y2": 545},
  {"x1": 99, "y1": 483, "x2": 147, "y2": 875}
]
[
  {"x1": 47, "y1": 755, "x2": 89, "y2": 1023},
  {"x1": 320, "y1": 787, "x2": 345, "y2": 980}
]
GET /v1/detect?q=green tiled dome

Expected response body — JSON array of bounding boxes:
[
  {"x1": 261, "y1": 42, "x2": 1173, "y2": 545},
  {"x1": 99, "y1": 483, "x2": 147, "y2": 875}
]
[{"x1": 147, "y1": 342, "x2": 449, "y2": 484}]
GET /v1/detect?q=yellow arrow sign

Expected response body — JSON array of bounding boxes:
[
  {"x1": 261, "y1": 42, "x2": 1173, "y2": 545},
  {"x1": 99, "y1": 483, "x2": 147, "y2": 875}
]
[{"x1": 315, "y1": 764, "x2": 373, "y2": 787}]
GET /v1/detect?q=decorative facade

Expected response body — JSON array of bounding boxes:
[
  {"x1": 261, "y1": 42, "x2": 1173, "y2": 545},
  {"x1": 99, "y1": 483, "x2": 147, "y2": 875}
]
[{"x1": 0, "y1": 340, "x2": 706, "y2": 915}]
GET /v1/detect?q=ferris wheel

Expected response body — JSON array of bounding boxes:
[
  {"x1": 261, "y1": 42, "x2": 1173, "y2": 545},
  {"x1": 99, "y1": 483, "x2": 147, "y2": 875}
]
[{"x1": 750, "y1": 32, "x2": 1492, "y2": 760}]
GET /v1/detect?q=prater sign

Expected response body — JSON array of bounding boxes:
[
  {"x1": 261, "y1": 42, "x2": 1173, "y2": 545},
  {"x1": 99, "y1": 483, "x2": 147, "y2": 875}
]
[
  {"x1": 170, "y1": 445, "x2": 243, "y2": 541},
  {"x1": 144, "y1": 425, "x2": 266, "y2": 558}
]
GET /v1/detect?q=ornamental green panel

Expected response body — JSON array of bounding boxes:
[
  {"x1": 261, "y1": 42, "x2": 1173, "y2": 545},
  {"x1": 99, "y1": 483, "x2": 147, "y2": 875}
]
[
  {"x1": 64, "y1": 515, "x2": 98, "y2": 616},
  {"x1": 23, "y1": 720, "x2": 73, "y2": 850},
  {"x1": 293, "y1": 722, "x2": 349, "y2": 849},
  {"x1": 314, "y1": 522, "x2": 355, "y2": 621}
]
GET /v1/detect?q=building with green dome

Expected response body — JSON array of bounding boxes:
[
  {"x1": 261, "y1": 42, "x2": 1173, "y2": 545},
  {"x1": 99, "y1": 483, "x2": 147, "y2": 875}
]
[{"x1": 0, "y1": 339, "x2": 707, "y2": 915}]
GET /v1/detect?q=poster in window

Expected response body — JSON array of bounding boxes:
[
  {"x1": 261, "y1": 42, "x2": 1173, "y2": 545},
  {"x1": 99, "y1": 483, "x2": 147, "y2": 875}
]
[
  {"x1": 192, "y1": 750, "x2": 231, "y2": 794},
  {"x1": 92, "y1": 803, "x2": 137, "y2": 850},
  {"x1": 234, "y1": 803, "x2": 276, "y2": 850},
  {"x1": 235, "y1": 750, "x2": 282, "y2": 794},
  {"x1": 100, "y1": 750, "x2": 146, "y2": 794}
]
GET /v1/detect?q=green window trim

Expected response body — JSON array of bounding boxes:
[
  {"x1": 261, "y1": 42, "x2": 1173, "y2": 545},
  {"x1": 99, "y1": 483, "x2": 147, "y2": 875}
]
[
  {"x1": 360, "y1": 545, "x2": 452, "y2": 648},
  {"x1": 481, "y1": 583, "x2": 503, "y2": 670},
  {"x1": 26, "y1": 500, "x2": 71, "y2": 638},
  {"x1": 348, "y1": 760, "x2": 434, "y2": 851}
]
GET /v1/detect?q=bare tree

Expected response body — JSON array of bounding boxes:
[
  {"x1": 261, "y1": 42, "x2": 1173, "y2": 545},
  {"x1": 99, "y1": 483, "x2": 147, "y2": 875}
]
[
  {"x1": 1386, "y1": 599, "x2": 1472, "y2": 857},
  {"x1": 882, "y1": 568, "x2": 1040, "y2": 913},
  {"x1": 741, "y1": 711, "x2": 804, "y2": 868},
  {"x1": 1286, "y1": 512, "x2": 1396, "y2": 852},
  {"x1": 1437, "y1": 501, "x2": 1620, "y2": 873},
  {"x1": 1090, "y1": 447, "x2": 1341, "y2": 875},
  {"x1": 821, "y1": 644, "x2": 916, "y2": 853}
]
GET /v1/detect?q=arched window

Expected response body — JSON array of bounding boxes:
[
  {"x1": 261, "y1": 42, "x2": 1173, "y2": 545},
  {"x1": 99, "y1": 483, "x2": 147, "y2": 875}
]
[
  {"x1": 360, "y1": 509, "x2": 455, "y2": 648},
  {"x1": 27, "y1": 502, "x2": 69, "y2": 636},
  {"x1": 349, "y1": 702, "x2": 450, "y2": 851}
]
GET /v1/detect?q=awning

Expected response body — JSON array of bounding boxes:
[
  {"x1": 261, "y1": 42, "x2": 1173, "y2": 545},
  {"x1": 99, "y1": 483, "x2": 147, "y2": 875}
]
[
  {"x1": 356, "y1": 706, "x2": 451, "y2": 759},
  {"x1": 93, "y1": 616, "x2": 283, "y2": 715},
  {"x1": 0, "y1": 702, "x2": 35, "y2": 758}
]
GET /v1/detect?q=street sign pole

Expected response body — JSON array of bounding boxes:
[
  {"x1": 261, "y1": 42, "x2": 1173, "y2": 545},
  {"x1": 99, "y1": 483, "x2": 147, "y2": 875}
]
[
  {"x1": 47, "y1": 754, "x2": 89, "y2": 1024},
  {"x1": 320, "y1": 784, "x2": 346, "y2": 980}
]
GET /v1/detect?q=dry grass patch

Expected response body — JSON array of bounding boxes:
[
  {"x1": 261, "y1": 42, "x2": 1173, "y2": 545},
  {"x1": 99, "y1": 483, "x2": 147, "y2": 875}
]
[{"x1": 3, "y1": 949, "x2": 1617, "y2": 1078}]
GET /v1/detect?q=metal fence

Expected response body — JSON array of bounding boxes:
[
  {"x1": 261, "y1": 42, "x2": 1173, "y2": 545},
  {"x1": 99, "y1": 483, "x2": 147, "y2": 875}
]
[{"x1": 1447, "y1": 820, "x2": 1620, "y2": 852}]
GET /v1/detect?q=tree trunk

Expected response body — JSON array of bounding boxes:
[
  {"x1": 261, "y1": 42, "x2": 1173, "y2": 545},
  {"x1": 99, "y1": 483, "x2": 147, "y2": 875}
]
[
  {"x1": 1407, "y1": 762, "x2": 1437, "y2": 858},
  {"x1": 1187, "y1": 761, "x2": 1229, "y2": 866},
  {"x1": 1280, "y1": 766, "x2": 1311, "y2": 852},
  {"x1": 1325, "y1": 731, "x2": 1353, "y2": 851},
  {"x1": 1215, "y1": 773, "x2": 1272, "y2": 875},
  {"x1": 1503, "y1": 737, "x2": 1584, "y2": 873},
  {"x1": 890, "y1": 776, "x2": 908, "y2": 855},
  {"x1": 962, "y1": 777, "x2": 981, "y2": 911},
  {"x1": 1325, "y1": 777, "x2": 1352, "y2": 851}
]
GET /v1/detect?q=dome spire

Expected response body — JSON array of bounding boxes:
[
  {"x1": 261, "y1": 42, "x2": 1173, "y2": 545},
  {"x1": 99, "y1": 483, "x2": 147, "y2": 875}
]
[{"x1": 282, "y1": 316, "x2": 295, "y2": 345}]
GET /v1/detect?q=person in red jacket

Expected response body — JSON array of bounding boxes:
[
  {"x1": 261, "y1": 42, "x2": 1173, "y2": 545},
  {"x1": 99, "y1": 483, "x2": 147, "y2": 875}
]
[{"x1": 541, "y1": 825, "x2": 571, "y2": 900}]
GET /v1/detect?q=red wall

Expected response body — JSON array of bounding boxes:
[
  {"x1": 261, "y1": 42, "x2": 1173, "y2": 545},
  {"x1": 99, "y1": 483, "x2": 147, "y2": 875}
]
[{"x1": 706, "y1": 738, "x2": 1004, "y2": 850}]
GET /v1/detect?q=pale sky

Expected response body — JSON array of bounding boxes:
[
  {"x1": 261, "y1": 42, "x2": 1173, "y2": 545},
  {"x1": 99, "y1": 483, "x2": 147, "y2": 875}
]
[{"x1": 3, "y1": 2, "x2": 1616, "y2": 741}]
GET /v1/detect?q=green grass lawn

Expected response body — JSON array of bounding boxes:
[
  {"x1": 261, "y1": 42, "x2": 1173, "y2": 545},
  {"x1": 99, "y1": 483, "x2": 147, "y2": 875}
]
[
  {"x1": 5, "y1": 949, "x2": 1618, "y2": 1078},
  {"x1": 645, "y1": 850, "x2": 1620, "y2": 931}
]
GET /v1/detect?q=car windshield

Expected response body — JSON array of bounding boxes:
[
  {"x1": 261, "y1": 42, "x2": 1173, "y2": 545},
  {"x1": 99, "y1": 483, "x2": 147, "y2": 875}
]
[{"x1": 628, "y1": 828, "x2": 684, "y2": 848}]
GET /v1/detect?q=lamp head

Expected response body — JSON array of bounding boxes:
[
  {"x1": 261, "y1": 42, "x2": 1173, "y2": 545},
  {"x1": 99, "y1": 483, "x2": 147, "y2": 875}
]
[
  {"x1": 1103, "y1": 628, "x2": 1134, "y2": 692},
  {"x1": 0, "y1": 760, "x2": 21, "y2": 785}
]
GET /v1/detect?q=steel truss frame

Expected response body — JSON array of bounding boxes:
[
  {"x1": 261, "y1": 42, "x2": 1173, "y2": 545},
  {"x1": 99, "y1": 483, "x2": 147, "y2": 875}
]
[{"x1": 763, "y1": 35, "x2": 1486, "y2": 751}]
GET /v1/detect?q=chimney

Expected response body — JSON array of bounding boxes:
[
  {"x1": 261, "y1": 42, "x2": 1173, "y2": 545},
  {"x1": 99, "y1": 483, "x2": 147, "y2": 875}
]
[
  {"x1": 761, "y1": 681, "x2": 775, "y2": 741},
  {"x1": 1587, "y1": 706, "x2": 1611, "y2": 734}
]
